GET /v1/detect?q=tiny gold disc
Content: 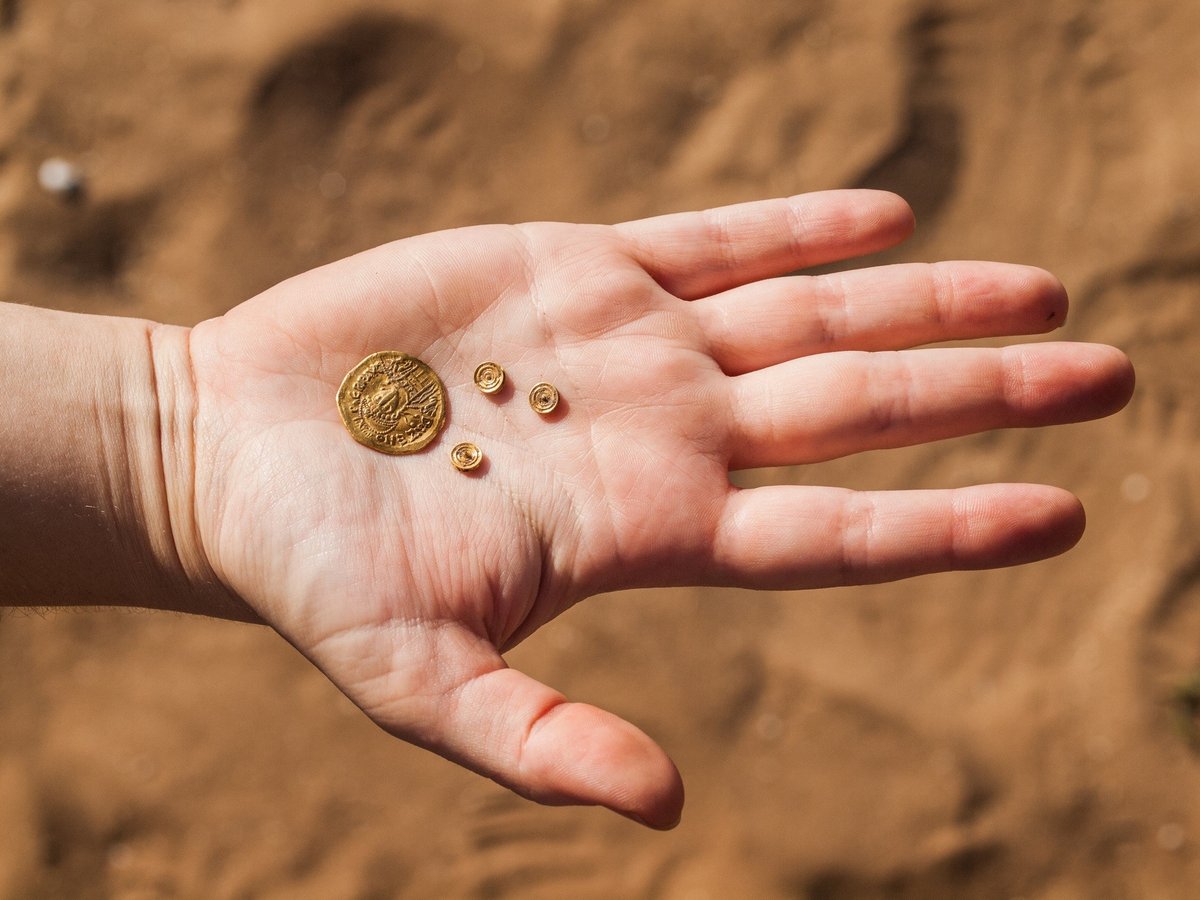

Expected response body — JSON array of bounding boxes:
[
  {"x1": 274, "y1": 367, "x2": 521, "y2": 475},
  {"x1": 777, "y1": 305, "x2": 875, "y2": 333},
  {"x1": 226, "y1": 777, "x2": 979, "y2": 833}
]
[
  {"x1": 450, "y1": 441, "x2": 483, "y2": 471},
  {"x1": 337, "y1": 351, "x2": 447, "y2": 455},
  {"x1": 473, "y1": 361, "x2": 505, "y2": 394},
  {"x1": 529, "y1": 382, "x2": 559, "y2": 415}
]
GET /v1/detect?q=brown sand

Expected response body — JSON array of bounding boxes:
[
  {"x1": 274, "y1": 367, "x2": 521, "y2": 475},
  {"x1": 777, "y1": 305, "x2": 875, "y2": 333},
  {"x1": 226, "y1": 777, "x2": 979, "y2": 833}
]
[{"x1": 1, "y1": 0, "x2": 1199, "y2": 896}]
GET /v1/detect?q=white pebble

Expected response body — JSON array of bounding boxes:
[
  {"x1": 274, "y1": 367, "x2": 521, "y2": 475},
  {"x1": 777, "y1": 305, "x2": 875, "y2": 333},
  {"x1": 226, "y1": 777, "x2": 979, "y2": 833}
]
[{"x1": 37, "y1": 158, "x2": 84, "y2": 197}]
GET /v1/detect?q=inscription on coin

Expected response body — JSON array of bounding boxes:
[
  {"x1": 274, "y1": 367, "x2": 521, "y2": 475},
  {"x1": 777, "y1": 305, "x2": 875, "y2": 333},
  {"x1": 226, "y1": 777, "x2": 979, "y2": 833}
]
[
  {"x1": 337, "y1": 351, "x2": 447, "y2": 454},
  {"x1": 450, "y1": 441, "x2": 483, "y2": 471},
  {"x1": 529, "y1": 382, "x2": 559, "y2": 415},
  {"x1": 473, "y1": 362, "x2": 505, "y2": 394}
]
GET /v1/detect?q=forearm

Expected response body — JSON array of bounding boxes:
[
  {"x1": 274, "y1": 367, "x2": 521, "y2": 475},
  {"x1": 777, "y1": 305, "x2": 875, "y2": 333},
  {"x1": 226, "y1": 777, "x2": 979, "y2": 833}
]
[{"x1": 0, "y1": 302, "x2": 253, "y2": 621}]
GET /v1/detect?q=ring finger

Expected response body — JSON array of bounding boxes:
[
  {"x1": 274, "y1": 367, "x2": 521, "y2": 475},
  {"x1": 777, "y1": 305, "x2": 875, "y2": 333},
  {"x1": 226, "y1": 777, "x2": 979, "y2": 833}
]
[{"x1": 727, "y1": 342, "x2": 1134, "y2": 469}]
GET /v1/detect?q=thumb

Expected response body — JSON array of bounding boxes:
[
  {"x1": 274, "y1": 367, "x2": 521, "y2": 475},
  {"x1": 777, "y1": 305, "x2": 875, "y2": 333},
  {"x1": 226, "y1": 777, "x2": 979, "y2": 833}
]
[{"x1": 403, "y1": 634, "x2": 684, "y2": 829}]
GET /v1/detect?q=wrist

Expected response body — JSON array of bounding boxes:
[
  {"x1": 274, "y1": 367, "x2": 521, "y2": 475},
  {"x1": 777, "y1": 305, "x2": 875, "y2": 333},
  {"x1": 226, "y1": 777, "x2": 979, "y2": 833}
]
[
  {"x1": 146, "y1": 322, "x2": 261, "y2": 622},
  {"x1": 0, "y1": 303, "x2": 256, "y2": 621}
]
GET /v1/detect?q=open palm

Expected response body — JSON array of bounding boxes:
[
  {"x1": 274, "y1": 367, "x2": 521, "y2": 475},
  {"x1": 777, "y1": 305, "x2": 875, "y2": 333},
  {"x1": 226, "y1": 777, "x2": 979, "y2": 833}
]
[{"x1": 183, "y1": 191, "x2": 1132, "y2": 828}]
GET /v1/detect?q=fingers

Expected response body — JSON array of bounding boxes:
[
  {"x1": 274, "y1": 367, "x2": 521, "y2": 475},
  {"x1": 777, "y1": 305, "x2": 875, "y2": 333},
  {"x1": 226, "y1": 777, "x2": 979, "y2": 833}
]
[
  {"x1": 728, "y1": 342, "x2": 1134, "y2": 468},
  {"x1": 392, "y1": 637, "x2": 683, "y2": 829},
  {"x1": 710, "y1": 483, "x2": 1086, "y2": 589},
  {"x1": 615, "y1": 190, "x2": 915, "y2": 300},
  {"x1": 695, "y1": 261, "x2": 1069, "y2": 375}
]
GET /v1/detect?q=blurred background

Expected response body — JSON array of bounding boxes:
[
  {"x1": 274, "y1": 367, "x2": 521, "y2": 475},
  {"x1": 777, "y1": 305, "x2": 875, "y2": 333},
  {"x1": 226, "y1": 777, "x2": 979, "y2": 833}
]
[{"x1": 1, "y1": 0, "x2": 1198, "y2": 897}]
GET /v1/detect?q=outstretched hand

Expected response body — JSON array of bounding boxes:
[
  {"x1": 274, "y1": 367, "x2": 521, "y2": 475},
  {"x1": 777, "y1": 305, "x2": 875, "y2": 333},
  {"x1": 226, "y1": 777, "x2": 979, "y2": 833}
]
[{"x1": 183, "y1": 191, "x2": 1132, "y2": 828}]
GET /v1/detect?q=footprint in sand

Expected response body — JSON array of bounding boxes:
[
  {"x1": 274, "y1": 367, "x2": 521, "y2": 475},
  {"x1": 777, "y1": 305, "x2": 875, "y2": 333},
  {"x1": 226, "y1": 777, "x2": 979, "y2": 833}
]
[
  {"x1": 1143, "y1": 548, "x2": 1200, "y2": 750},
  {"x1": 9, "y1": 191, "x2": 156, "y2": 298},
  {"x1": 855, "y1": 4, "x2": 963, "y2": 235},
  {"x1": 0, "y1": 758, "x2": 43, "y2": 899},
  {"x1": 0, "y1": 0, "x2": 18, "y2": 33},
  {"x1": 219, "y1": 11, "x2": 483, "y2": 294},
  {"x1": 696, "y1": 668, "x2": 1003, "y2": 893},
  {"x1": 789, "y1": 841, "x2": 1005, "y2": 900},
  {"x1": 443, "y1": 788, "x2": 611, "y2": 898}
]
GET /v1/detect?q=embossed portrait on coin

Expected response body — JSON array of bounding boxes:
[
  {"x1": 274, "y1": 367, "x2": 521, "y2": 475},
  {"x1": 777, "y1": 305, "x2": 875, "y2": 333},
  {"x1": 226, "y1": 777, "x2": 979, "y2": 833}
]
[{"x1": 358, "y1": 377, "x2": 410, "y2": 433}]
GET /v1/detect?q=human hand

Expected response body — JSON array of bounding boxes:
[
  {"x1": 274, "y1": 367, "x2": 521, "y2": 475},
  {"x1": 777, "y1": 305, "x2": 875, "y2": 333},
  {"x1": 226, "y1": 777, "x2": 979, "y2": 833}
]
[{"x1": 178, "y1": 191, "x2": 1132, "y2": 828}]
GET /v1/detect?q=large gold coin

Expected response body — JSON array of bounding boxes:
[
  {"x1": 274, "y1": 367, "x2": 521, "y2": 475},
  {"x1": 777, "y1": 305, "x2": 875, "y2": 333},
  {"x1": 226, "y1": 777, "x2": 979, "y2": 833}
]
[{"x1": 337, "y1": 351, "x2": 447, "y2": 454}]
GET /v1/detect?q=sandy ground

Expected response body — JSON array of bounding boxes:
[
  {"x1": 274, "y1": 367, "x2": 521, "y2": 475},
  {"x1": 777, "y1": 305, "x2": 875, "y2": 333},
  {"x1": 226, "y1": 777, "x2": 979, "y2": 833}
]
[{"x1": 2, "y1": 0, "x2": 1199, "y2": 897}]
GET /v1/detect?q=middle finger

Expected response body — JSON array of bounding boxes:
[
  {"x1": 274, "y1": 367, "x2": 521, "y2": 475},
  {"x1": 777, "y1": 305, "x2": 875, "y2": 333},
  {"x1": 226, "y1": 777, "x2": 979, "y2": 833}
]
[{"x1": 694, "y1": 261, "x2": 1068, "y2": 375}]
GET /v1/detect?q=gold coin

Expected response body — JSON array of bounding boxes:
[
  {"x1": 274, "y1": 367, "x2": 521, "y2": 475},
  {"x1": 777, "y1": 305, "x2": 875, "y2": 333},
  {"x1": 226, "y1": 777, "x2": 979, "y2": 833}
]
[
  {"x1": 529, "y1": 382, "x2": 559, "y2": 415},
  {"x1": 450, "y1": 441, "x2": 483, "y2": 471},
  {"x1": 337, "y1": 351, "x2": 447, "y2": 455},
  {"x1": 473, "y1": 361, "x2": 505, "y2": 394}
]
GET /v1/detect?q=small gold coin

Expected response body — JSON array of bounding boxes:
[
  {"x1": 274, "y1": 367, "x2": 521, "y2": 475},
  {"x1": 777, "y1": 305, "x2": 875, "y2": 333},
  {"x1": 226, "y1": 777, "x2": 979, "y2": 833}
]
[
  {"x1": 450, "y1": 441, "x2": 483, "y2": 471},
  {"x1": 473, "y1": 361, "x2": 505, "y2": 394},
  {"x1": 529, "y1": 382, "x2": 559, "y2": 415},
  {"x1": 337, "y1": 351, "x2": 447, "y2": 455}
]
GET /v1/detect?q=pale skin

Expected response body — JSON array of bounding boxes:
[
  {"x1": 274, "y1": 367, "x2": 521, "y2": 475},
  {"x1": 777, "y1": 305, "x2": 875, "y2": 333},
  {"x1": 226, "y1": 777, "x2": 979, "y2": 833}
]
[{"x1": 0, "y1": 191, "x2": 1134, "y2": 829}]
